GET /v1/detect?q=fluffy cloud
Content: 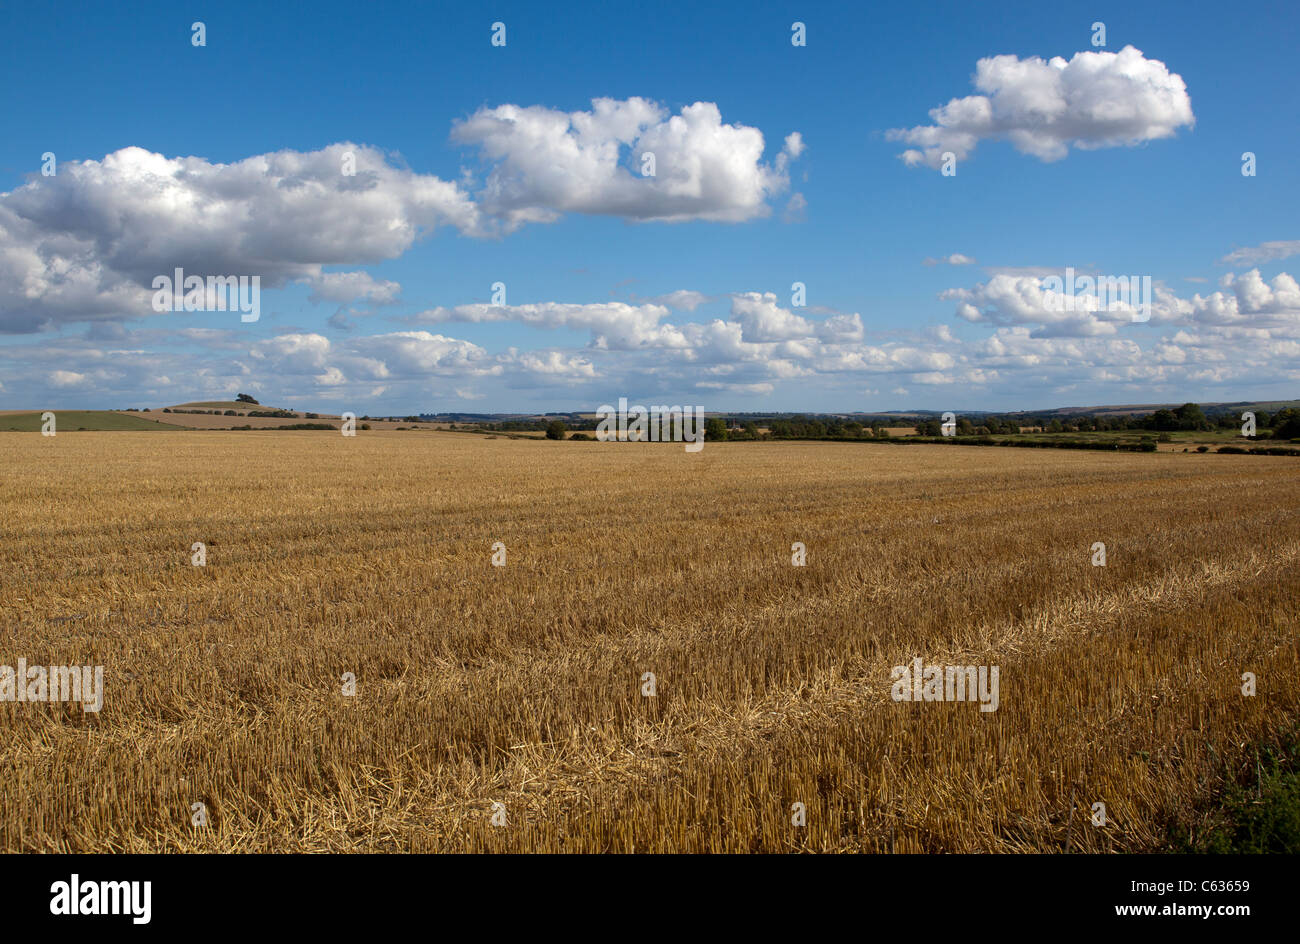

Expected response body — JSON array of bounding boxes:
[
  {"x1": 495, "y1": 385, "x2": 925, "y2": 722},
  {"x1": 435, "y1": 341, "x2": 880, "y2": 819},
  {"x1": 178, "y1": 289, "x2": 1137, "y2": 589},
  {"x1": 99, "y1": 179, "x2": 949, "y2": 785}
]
[
  {"x1": 729, "y1": 292, "x2": 815, "y2": 342},
  {"x1": 307, "y1": 271, "x2": 401, "y2": 305},
  {"x1": 410, "y1": 293, "x2": 865, "y2": 352},
  {"x1": 49, "y1": 370, "x2": 88, "y2": 387},
  {"x1": 648, "y1": 290, "x2": 711, "y2": 311},
  {"x1": 408, "y1": 301, "x2": 686, "y2": 350},
  {"x1": 924, "y1": 254, "x2": 976, "y2": 266},
  {"x1": 0, "y1": 143, "x2": 480, "y2": 332},
  {"x1": 943, "y1": 273, "x2": 1149, "y2": 336},
  {"x1": 943, "y1": 267, "x2": 1300, "y2": 340},
  {"x1": 889, "y1": 46, "x2": 1194, "y2": 169},
  {"x1": 8, "y1": 267, "x2": 1300, "y2": 410},
  {"x1": 1187, "y1": 270, "x2": 1300, "y2": 330},
  {"x1": 0, "y1": 99, "x2": 801, "y2": 333},
  {"x1": 514, "y1": 350, "x2": 598, "y2": 378},
  {"x1": 345, "y1": 331, "x2": 495, "y2": 376},
  {"x1": 451, "y1": 98, "x2": 801, "y2": 224}
]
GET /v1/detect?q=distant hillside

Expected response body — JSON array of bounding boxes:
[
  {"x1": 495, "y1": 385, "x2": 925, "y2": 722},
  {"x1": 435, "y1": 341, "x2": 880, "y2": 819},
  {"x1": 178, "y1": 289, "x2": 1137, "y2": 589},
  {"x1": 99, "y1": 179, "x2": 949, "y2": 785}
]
[
  {"x1": 5, "y1": 398, "x2": 1295, "y2": 432},
  {"x1": 0, "y1": 406, "x2": 451, "y2": 432},
  {"x1": 0, "y1": 410, "x2": 184, "y2": 431},
  {"x1": 993, "y1": 400, "x2": 1300, "y2": 419},
  {"x1": 133, "y1": 403, "x2": 446, "y2": 431},
  {"x1": 171, "y1": 400, "x2": 274, "y2": 411}
]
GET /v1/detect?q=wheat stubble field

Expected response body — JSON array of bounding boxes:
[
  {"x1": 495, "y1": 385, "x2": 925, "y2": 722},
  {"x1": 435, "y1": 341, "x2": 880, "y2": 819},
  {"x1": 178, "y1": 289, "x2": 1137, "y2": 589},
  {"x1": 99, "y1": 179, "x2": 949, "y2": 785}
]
[{"x1": 1, "y1": 430, "x2": 1297, "y2": 852}]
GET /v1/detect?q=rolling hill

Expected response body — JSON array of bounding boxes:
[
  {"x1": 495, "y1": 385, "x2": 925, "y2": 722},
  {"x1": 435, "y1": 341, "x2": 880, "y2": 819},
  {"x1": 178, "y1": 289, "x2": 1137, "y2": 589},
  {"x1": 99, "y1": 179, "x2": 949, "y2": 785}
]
[{"x1": 0, "y1": 410, "x2": 185, "y2": 431}]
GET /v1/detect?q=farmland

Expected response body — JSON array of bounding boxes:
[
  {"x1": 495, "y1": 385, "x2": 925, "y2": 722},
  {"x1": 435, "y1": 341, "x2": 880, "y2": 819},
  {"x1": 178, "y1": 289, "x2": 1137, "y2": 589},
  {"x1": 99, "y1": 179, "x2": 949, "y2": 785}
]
[
  {"x1": 0, "y1": 410, "x2": 184, "y2": 432},
  {"x1": 0, "y1": 406, "x2": 446, "y2": 432},
  {"x1": 1, "y1": 431, "x2": 1297, "y2": 852}
]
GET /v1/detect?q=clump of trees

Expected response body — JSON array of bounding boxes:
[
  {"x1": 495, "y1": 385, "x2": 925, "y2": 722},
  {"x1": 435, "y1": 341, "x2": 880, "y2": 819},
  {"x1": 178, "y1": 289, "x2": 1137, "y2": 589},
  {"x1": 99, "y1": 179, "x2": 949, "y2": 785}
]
[
  {"x1": 545, "y1": 420, "x2": 567, "y2": 440},
  {"x1": 767, "y1": 416, "x2": 892, "y2": 440},
  {"x1": 1270, "y1": 408, "x2": 1300, "y2": 440},
  {"x1": 910, "y1": 402, "x2": 1300, "y2": 438},
  {"x1": 236, "y1": 393, "x2": 259, "y2": 404},
  {"x1": 478, "y1": 419, "x2": 554, "y2": 433},
  {"x1": 1145, "y1": 403, "x2": 1210, "y2": 431}
]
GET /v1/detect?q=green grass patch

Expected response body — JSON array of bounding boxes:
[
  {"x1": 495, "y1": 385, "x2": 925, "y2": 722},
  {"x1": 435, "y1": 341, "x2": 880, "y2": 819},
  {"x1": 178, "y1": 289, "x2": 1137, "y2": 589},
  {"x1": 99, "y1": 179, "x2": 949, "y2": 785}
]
[
  {"x1": 0, "y1": 411, "x2": 186, "y2": 431},
  {"x1": 1171, "y1": 726, "x2": 1300, "y2": 853},
  {"x1": 170, "y1": 400, "x2": 285, "y2": 411},
  {"x1": 1019, "y1": 429, "x2": 1250, "y2": 444}
]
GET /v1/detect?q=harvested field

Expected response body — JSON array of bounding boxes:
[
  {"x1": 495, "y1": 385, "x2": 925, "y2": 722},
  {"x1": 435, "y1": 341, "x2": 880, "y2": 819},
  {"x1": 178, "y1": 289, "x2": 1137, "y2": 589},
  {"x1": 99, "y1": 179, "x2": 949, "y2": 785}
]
[{"x1": 1, "y1": 431, "x2": 1296, "y2": 852}]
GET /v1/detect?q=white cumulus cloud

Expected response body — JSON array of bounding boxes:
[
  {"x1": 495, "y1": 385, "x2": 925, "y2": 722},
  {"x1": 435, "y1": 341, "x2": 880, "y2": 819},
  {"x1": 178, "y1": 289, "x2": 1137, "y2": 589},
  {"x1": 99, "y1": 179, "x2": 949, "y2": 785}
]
[
  {"x1": 451, "y1": 98, "x2": 802, "y2": 225},
  {"x1": 889, "y1": 46, "x2": 1194, "y2": 169}
]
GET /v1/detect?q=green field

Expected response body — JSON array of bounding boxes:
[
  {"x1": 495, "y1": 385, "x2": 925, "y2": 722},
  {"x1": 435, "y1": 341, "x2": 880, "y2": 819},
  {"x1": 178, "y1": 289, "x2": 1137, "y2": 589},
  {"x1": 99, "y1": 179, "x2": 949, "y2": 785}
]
[
  {"x1": 170, "y1": 401, "x2": 274, "y2": 411},
  {"x1": 1019, "y1": 428, "x2": 1273, "y2": 445},
  {"x1": 0, "y1": 411, "x2": 184, "y2": 431}
]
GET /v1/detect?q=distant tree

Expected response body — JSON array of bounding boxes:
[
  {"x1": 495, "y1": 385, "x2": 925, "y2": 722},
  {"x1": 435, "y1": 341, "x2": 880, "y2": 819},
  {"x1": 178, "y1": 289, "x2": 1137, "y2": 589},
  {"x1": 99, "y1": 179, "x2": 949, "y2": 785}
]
[
  {"x1": 236, "y1": 393, "x2": 259, "y2": 404},
  {"x1": 705, "y1": 417, "x2": 729, "y2": 441},
  {"x1": 545, "y1": 420, "x2": 567, "y2": 440},
  {"x1": 1174, "y1": 402, "x2": 1208, "y2": 431},
  {"x1": 1272, "y1": 409, "x2": 1300, "y2": 440},
  {"x1": 1149, "y1": 409, "x2": 1178, "y2": 431}
]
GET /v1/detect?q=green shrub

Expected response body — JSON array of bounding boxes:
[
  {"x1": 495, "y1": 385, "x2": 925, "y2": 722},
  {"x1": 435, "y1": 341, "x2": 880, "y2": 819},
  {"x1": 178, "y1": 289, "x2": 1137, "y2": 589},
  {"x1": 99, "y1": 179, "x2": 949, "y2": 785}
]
[{"x1": 1175, "y1": 731, "x2": 1300, "y2": 853}]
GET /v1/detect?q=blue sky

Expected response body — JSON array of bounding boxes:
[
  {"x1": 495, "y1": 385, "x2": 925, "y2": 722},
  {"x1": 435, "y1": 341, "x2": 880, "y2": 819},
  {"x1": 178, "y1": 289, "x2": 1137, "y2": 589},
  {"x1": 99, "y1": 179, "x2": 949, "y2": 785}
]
[{"x1": 1, "y1": 0, "x2": 1297, "y2": 413}]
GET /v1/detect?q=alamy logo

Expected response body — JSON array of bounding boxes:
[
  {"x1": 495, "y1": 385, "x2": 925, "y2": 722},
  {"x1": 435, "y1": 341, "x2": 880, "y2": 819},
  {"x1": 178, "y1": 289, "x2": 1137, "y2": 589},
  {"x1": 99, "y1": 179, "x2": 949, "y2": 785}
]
[
  {"x1": 0, "y1": 659, "x2": 103, "y2": 712},
  {"x1": 595, "y1": 397, "x2": 705, "y2": 452},
  {"x1": 890, "y1": 658, "x2": 999, "y2": 712},
  {"x1": 50, "y1": 875, "x2": 151, "y2": 924},
  {"x1": 151, "y1": 267, "x2": 260, "y2": 322},
  {"x1": 1042, "y1": 267, "x2": 1152, "y2": 323}
]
